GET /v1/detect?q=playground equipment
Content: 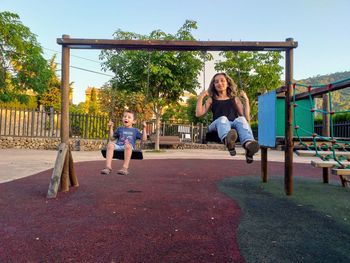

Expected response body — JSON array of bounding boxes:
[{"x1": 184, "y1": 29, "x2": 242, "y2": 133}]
[
  {"x1": 259, "y1": 78, "x2": 350, "y2": 187},
  {"x1": 101, "y1": 149, "x2": 143, "y2": 160},
  {"x1": 48, "y1": 36, "x2": 297, "y2": 198},
  {"x1": 101, "y1": 145, "x2": 143, "y2": 160}
]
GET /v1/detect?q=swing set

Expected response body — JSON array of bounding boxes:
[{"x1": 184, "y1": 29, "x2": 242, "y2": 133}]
[{"x1": 47, "y1": 35, "x2": 297, "y2": 198}]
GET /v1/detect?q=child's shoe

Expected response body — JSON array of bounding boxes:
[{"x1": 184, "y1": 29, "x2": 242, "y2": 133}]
[
  {"x1": 225, "y1": 129, "x2": 238, "y2": 156},
  {"x1": 101, "y1": 167, "x2": 112, "y2": 175},
  {"x1": 117, "y1": 167, "x2": 129, "y2": 175},
  {"x1": 245, "y1": 141, "x2": 260, "y2": 164}
]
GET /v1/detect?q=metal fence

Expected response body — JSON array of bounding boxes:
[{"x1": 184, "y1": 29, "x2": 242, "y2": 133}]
[
  {"x1": 2, "y1": 107, "x2": 350, "y2": 141},
  {"x1": 314, "y1": 121, "x2": 350, "y2": 138}
]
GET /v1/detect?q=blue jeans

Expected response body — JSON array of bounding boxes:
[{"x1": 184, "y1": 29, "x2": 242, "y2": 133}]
[{"x1": 208, "y1": 116, "x2": 255, "y2": 145}]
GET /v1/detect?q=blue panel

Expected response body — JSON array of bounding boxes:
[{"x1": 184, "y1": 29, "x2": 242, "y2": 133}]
[{"x1": 258, "y1": 91, "x2": 276, "y2": 147}]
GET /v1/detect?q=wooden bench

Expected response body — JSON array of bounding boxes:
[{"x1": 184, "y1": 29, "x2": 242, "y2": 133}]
[{"x1": 150, "y1": 135, "x2": 183, "y2": 148}]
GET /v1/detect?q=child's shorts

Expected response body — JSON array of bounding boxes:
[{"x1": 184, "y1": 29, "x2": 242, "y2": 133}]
[{"x1": 114, "y1": 144, "x2": 134, "y2": 151}]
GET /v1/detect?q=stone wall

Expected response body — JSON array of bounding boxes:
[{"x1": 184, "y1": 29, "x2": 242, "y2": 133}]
[
  {"x1": 0, "y1": 136, "x2": 226, "y2": 151},
  {"x1": 0, "y1": 136, "x2": 105, "y2": 151}
]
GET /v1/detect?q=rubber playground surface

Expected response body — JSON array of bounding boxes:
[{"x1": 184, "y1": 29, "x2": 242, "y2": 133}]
[{"x1": 1, "y1": 158, "x2": 350, "y2": 262}]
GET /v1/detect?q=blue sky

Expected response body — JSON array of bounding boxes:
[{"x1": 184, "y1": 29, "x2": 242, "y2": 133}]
[{"x1": 2, "y1": 0, "x2": 350, "y2": 103}]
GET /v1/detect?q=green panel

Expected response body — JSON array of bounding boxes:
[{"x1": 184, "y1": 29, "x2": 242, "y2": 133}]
[
  {"x1": 276, "y1": 98, "x2": 285, "y2": 137},
  {"x1": 276, "y1": 98, "x2": 314, "y2": 137}
]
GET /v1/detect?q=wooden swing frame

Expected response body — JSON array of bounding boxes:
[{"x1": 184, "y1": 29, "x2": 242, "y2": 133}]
[{"x1": 47, "y1": 36, "x2": 297, "y2": 198}]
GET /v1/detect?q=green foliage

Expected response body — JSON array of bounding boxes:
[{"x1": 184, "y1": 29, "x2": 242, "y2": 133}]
[
  {"x1": 38, "y1": 55, "x2": 61, "y2": 111},
  {"x1": 250, "y1": 121, "x2": 258, "y2": 129},
  {"x1": 100, "y1": 20, "x2": 205, "y2": 118},
  {"x1": 215, "y1": 51, "x2": 283, "y2": 121},
  {"x1": 314, "y1": 112, "x2": 350, "y2": 124},
  {"x1": 162, "y1": 103, "x2": 189, "y2": 123},
  {"x1": 0, "y1": 96, "x2": 37, "y2": 109},
  {"x1": 100, "y1": 20, "x2": 206, "y2": 150},
  {"x1": 98, "y1": 85, "x2": 152, "y2": 122},
  {"x1": 0, "y1": 11, "x2": 53, "y2": 103},
  {"x1": 39, "y1": 86, "x2": 61, "y2": 111},
  {"x1": 186, "y1": 96, "x2": 212, "y2": 125},
  {"x1": 87, "y1": 87, "x2": 99, "y2": 114},
  {"x1": 70, "y1": 102, "x2": 86, "y2": 114}
]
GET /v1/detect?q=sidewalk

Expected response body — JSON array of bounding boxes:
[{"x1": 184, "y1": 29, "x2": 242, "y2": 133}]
[{"x1": 0, "y1": 147, "x2": 315, "y2": 183}]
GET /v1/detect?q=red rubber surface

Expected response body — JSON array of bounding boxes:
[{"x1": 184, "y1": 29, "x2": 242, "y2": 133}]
[{"x1": 0, "y1": 159, "x2": 319, "y2": 262}]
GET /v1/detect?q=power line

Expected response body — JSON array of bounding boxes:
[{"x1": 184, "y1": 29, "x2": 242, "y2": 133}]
[
  {"x1": 55, "y1": 63, "x2": 114, "y2": 77},
  {"x1": 44, "y1": 46, "x2": 114, "y2": 77},
  {"x1": 43, "y1": 47, "x2": 102, "y2": 64}
]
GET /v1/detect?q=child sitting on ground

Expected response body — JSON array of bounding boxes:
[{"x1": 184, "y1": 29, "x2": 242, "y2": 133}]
[{"x1": 101, "y1": 110, "x2": 147, "y2": 175}]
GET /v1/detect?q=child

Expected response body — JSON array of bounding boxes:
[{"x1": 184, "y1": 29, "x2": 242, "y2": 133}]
[
  {"x1": 101, "y1": 110, "x2": 147, "y2": 175},
  {"x1": 195, "y1": 72, "x2": 259, "y2": 163}
]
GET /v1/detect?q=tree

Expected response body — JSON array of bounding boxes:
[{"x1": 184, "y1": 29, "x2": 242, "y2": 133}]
[
  {"x1": 39, "y1": 55, "x2": 61, "y2": 111},
  {"x1": 86, "y1": 87, "x2": 99, "y2": 115},
  {"x1": 0, "y1": 11, "x2": 52, "y2": 104},
  {"x1": 100, "y1": 20, "x2": 208, "y2": 150},
  {"x1": 162, "y1": 103, "x2": 189, "y2": 123},
  {"x1": 215, "y1": 51, "x2": 283, "y2": 121},
  {"x1": 98, "y1": 84, "x2": 153, "y2": 125},
  {"x1": 186, "y1": 96, "x2": 212, "y2": 125}
]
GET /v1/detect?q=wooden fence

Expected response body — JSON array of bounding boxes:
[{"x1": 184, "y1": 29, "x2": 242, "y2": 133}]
[{"x1": 1, "y1": 107, "x2": 349, "y2": 142}]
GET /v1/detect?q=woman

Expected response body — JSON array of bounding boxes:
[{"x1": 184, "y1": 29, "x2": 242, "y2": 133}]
[{"x1": 196, "y1": 72, "x2": 259, "y2": 163}]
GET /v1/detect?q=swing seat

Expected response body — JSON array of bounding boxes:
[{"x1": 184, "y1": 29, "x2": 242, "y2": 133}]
[
  {"x1": 101, "y1": 149, "x2": 143, "y2": 160},
  {"x1": 205, "y1": 130, "x2": 221, "y2": 143},
  {"x1": 205, "y1": 130, "x2": 240, "y2": 144}
]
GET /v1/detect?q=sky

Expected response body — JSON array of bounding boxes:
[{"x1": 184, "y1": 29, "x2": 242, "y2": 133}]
[{"x1": 2, "y1": 0, "x2": 350, "y2": 103}]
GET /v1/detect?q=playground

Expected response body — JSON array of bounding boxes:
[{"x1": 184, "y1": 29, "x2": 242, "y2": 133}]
[
  {"x1": 1, "y1": 148, "x2": 350, "y2": 262},
  {"x1": 1, "y1": 36, "x2": 350, "y2": 262}
]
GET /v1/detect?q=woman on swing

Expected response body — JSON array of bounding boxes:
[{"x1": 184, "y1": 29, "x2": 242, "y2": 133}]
[{"x1": 196, "y1": 72, "x2": 259, "y2": 163}]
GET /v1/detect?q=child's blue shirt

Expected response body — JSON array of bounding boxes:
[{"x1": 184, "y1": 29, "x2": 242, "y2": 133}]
[{"x1": 113, "y1": 127, "x2": 142, "y2": 147}]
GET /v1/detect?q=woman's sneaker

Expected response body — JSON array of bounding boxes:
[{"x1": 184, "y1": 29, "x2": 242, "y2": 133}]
[
  {"x1": 225, "y1": 129, "x2": 238, "y2": 156},
  {"x1": 245, "y1": 141, "x2": 260, "y2": 164}
]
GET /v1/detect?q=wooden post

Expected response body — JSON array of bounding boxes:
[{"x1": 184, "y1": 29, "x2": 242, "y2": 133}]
[
  {"x1": 322, "y1": 94, "x2": 330, "y2": 137},
  {"x1": 47, "y1": 143, "x2": 68, "y2": 198},
  {"x1": 285, "y1": 38, "x2": 294, "y2": 195},
  {"x1": 322, "y1": 168, "x2": 329, "y2": 184},
  {"x1": 191, "y1": 122, "x2": 194, "y2": 143},
  {"x1": 47, "y1": 34, "x2": 78, "y2": 198},
  {"x1": 69, "y1": 150, "x2": 79, "y2": 187},
  {"x1": 261, "y1": 147, "x2": 268, "y2": 183},
  {"x1": 322, "y1": 94, "x2": 330, "y2": 183},
  {"x1": 60, "y1": 152, "x2": 70, "y2": 192},
  {"x1": 60, "y1": 34, "x2": 71, "y2": 193}
]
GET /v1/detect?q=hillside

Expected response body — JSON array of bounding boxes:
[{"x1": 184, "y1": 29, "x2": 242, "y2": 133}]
[
  {"x1": 297, "y1": 71, "x2": 350, "y2": 112},
  {"x1": 298, "y1": 71, "x2": 350, "y2": 85}
]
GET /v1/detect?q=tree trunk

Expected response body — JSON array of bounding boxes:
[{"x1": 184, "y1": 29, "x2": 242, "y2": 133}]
[{"x1": 155, "y1": 112, "x2": 161, "y2": 151}]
